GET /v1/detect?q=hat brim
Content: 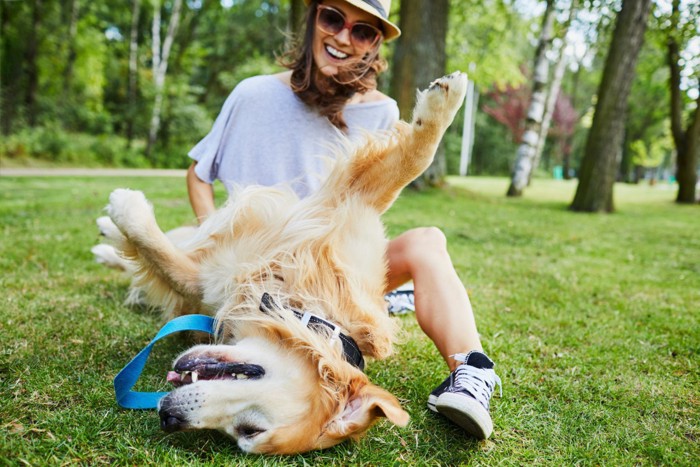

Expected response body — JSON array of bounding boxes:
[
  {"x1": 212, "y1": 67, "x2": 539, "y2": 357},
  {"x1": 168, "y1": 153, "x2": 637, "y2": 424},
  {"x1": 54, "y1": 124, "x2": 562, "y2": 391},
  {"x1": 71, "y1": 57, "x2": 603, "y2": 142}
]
[{"x1": 303, "y1": 0, "x2": 401, "y2": 41}]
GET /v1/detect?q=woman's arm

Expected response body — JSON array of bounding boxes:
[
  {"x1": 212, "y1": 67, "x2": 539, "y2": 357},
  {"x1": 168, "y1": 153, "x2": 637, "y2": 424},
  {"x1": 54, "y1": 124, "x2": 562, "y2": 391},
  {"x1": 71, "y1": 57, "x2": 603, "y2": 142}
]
[{"x1": 187, "y1": 162, "x2": 216, "y2": 224}]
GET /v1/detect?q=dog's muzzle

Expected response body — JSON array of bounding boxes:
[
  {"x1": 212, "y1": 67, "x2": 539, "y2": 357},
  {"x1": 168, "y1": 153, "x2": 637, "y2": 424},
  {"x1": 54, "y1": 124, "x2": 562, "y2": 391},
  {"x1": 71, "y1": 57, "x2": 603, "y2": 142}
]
[{"x1": 158, "y1": 396, "x2": 189, "y2": 433}]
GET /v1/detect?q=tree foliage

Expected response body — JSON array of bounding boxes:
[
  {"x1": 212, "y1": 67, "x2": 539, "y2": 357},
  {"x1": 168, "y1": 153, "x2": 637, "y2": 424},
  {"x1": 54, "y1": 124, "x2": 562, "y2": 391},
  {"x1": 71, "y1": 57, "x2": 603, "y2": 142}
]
[{"x1": 1, "y1": 0, "x2": 697, "y2": 207}]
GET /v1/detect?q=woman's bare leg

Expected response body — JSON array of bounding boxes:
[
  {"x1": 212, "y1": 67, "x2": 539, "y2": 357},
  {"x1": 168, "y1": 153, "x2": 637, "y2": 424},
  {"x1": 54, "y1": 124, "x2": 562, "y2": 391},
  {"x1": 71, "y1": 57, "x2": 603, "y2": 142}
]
[{"x1": 385, "y1": 227, "x2": 482, "y2": 371}]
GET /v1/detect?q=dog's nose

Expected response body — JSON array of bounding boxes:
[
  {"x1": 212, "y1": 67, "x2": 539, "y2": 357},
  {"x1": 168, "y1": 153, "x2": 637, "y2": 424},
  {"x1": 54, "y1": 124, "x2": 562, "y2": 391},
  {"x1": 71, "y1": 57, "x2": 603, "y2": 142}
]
[
  {"x1": 160, "y1": 413, "x2": 186, "y2": 433},
  {"x1": 158, "y1": 397, "x2": 187, "y2": 432}
]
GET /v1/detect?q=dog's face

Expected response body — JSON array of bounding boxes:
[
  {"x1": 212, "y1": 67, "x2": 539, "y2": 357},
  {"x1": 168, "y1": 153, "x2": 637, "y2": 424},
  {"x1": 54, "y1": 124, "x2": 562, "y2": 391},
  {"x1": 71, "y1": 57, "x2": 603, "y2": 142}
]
[{"x1": 158, "y1": 336, "x2": 408, "y2": 454}]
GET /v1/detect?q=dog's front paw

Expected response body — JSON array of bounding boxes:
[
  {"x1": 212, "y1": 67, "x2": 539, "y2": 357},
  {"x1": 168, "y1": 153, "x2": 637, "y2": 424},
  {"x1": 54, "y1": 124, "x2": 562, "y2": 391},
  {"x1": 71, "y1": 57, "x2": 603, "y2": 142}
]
[
  {"x1": 107, "y1": 188, "x2": 154, "y2": 234},
  {"x1": 412, "y1": 71, "x2": 468, "y2": 130},
  {"x1": 96, "y1": 216, "x2": 125, "y2": 243}
]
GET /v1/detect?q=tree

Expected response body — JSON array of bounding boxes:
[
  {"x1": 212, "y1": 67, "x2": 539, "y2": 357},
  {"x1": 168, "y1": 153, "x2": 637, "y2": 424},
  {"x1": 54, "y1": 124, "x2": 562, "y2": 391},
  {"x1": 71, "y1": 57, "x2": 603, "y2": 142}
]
[
  {"x1": 666, "y1": 0, "x2": 700, "y2": 204},
  {"x1": 61, "y1": 0, "x2": 81, "y2": 101},
  {"x1": 390, "y1": 0, "x2": 448, "y2": 189},
  {"x1": 145, "y1": 0, "x2": 183, "y2": 159},
  {"x1": 126, "y1": 0, "x2": 142, "y2": 145},
  {"x1": 530, "y1": 0, "x2": 579, "y2": 184},
  {"x1": 288, "y1": 0, "x2": 305, "y2": 36},
  {"x1": 482, "y1": 82, "x2": 529, "y2": 143},
  {"x1": 507, "y1": 0, "x2": 556, "y2": 197},
  {"x1": 447, "y1": 0, "x2": 531, "y2": 88},
  {"x1": 570, "y1": 0, "x2": 652, "y2": 213},
  {"x1": 621, "y1": 30, "x2": 671, "y2": 183},
  {"x1": 24, "y1": 0, "x2": 43, "y2": 127},
  {"x1": 482, "y1": 79, "x2": 576, "y2": 174}
]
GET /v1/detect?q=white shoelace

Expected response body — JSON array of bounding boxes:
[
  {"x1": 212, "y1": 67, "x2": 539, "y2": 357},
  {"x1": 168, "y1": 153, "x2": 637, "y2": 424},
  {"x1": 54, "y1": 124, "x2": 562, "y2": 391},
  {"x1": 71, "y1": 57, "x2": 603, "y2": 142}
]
[
  {"x1": 384, "y1": 290, "x2": 415, "y2": 314},
  {"x1": 451, "y1": 354, "x2": 502, "y2": 408}
]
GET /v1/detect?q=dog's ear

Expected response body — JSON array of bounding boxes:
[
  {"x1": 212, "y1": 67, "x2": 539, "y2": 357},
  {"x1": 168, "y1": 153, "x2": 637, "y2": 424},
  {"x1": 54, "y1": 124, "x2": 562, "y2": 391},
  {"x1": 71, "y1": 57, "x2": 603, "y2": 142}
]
[{"x1": 323, "y1": 382, "x2": 409, "y2": 440}]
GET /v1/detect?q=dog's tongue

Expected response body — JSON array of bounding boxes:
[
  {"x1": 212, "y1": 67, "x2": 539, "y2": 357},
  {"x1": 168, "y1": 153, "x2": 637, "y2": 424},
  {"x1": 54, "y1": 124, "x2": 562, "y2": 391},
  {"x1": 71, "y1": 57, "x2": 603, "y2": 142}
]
[{"x1": 167, "y1": 371, "x2": 182, "y2": 385}]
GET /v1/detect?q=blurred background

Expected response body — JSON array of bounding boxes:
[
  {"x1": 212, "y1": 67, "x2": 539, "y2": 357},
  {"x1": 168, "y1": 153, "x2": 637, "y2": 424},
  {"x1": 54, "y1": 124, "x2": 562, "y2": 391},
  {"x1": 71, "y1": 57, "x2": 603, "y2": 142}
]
[{"x1": 1, "y1": 0, "x2": 698, "y2": 202}]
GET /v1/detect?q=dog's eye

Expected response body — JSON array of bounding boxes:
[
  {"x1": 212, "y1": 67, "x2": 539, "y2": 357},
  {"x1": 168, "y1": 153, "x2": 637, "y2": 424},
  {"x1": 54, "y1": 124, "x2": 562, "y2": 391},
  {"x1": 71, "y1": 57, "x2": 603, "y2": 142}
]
[{"x1": 236, "y1": 424, "x2": 265, "y2": 438}]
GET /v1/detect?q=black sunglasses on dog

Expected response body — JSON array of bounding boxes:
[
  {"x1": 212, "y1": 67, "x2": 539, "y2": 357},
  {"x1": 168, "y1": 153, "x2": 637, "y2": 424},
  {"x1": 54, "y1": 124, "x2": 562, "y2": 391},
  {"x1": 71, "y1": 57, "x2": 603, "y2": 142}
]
[{"x1": 316, "y1": 4, "x2": 383, "y2": 49}]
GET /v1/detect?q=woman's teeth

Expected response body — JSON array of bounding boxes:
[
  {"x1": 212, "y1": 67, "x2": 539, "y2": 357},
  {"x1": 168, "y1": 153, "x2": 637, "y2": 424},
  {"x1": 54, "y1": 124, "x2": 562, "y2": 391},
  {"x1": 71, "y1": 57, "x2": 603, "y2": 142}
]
[{"x1": 326, "y1": 45, "x2": 348, "y2": 59}]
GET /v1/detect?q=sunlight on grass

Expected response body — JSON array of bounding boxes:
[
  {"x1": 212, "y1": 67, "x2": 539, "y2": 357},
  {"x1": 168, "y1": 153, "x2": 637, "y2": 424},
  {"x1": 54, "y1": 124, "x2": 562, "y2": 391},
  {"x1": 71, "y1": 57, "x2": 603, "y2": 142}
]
[{"x1": 448, "y1": 175, "x2": 679, "y2": 206}]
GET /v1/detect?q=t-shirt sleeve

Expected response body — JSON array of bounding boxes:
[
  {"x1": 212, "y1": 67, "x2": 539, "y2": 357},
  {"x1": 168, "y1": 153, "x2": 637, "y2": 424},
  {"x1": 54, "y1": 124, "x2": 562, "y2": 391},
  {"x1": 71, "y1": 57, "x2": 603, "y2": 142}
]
[
  {"x1": 382, "y1": 100, "x2": 400, "y2": 129},
  {"x1": 188, "y1": 88, "x2": 239, "y2": 184}
]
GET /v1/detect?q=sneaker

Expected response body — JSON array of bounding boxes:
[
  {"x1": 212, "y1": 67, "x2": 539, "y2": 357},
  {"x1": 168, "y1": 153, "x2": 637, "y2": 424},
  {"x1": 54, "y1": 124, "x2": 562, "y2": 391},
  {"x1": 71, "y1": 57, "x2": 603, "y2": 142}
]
[
  {"x1": 427, "y1": 351, "x2": 502, "y2": 439},
  {"x1": 384, "y1": 289, "x2": 415, "y2": 315}
]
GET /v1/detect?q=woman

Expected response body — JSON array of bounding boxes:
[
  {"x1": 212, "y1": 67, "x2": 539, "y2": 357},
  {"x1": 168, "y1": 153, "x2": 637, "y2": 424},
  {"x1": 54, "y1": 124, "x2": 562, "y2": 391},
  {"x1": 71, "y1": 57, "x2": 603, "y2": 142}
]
[{"x1": 186, "y1": 0, "x2": 501, "y2": 440}]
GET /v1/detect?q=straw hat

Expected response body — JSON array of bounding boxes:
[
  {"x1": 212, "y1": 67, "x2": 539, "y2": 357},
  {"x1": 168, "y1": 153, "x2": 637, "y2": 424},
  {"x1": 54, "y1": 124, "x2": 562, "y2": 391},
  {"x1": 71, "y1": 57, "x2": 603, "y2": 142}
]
[{"x1": 304, "y1": 0, "x2": 401, "y2": 41}]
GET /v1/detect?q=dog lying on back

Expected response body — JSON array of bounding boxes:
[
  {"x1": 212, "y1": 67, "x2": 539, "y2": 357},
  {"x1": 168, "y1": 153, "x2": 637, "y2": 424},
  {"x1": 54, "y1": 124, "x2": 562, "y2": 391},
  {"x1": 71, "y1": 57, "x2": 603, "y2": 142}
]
[{"x1": 95, "y1": 72, "x2": 467, "y2": 454}]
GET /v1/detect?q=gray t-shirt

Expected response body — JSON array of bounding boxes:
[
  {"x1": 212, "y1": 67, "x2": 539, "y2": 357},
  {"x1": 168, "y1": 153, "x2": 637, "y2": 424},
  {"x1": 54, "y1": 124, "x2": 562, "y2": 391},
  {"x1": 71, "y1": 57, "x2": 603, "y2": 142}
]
[{"x1": 189, "y1": 75, "x2": 400, "y2": 198}]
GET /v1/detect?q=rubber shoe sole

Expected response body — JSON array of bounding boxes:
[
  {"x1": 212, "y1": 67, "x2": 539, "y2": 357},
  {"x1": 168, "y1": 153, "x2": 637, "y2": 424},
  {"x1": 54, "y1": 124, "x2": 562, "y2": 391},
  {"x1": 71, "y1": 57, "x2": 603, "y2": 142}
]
[
  {"x1": 435, "y1": 392, "x2": 493, "y2": 439},
  {"x1": 427, "y1": 394, "x2": 439, "y2": 413}
]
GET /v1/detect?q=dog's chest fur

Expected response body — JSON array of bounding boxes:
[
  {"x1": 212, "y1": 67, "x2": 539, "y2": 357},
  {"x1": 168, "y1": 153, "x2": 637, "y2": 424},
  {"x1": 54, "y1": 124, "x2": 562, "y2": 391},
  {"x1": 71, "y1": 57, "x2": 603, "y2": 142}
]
[{"x1": 194, "y1": 186, "x2": 393, "y2": 358}]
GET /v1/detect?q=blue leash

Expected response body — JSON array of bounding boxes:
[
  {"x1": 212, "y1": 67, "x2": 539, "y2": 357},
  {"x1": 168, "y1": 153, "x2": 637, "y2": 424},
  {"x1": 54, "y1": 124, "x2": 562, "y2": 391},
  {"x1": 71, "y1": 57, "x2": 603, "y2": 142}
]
[{"x1": 113, "y1": 314, "x2": 217, "y2": 410}]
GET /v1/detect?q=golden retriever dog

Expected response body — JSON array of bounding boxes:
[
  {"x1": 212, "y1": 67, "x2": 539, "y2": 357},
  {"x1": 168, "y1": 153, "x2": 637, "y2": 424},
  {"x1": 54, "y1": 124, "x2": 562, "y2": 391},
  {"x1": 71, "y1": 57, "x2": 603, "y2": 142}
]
[{"x1": 96, "y1": 72, "x2": 467, "y2": 454}]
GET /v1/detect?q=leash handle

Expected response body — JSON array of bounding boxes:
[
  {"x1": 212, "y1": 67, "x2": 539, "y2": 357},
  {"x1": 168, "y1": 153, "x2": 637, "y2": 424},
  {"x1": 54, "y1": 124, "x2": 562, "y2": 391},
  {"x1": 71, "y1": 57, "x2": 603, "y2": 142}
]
[{"x1": 113, "y1": 314, "x2": 216, "y2": 410}]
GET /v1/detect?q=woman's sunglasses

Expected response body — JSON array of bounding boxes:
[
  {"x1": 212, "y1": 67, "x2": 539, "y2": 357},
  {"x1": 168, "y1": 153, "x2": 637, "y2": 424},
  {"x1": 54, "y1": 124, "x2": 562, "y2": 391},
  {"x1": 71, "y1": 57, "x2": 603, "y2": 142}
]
[{"x1": 316, "y1": 5, "x2": 383, "y2": 49}]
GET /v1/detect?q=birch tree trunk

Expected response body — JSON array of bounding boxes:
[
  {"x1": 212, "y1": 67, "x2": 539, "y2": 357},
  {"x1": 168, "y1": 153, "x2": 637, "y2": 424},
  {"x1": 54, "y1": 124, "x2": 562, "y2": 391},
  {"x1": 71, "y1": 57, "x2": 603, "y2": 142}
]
[
  {"x1": 126, "y1": 0, "x2": 141, "y2": 145},
  {"x1": 507, "y1": 0, "x2": 556, "y2": 197},
  {"x1": 390, "y1": 0, "x2": 448, "y2": 189},
  {"x1": 529, "y1": 0, "x2": 578, "y2": 185},
  {"x1": 570, "y1": 0, "x2": 652, "y2": 213},
  {"x1": 668, "y1": 0, "x2": 700, "y2": 204},
  {"x1": 146, "y1": 0, "x2": 183, "y2": 159}
]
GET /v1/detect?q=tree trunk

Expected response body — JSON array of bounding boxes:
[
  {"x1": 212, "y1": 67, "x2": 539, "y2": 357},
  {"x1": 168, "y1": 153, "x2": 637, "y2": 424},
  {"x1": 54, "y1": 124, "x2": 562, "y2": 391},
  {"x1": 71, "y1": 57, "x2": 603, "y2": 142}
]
[
  {"x1": 289, "y1": 0, "x2": 305, "y2": 37},
  {"x1": 529, "y1": 0, "x2": 578, "y2": 185},
  {"x1": 674, "y1": 92, "x2": 700, "y2": 203},
  {"x1": 126, "y1": 0, "x2": 142, "y2": 145},
  {"x1": 62, "y1": 0, "x2": 80, "y2": 101},
  {"x1": 506, "y1": 0, "x2": 556, "y2": 197},
  {"x1": 570, "y1": 0, "x2": 652, "y2": 213},
  {"x1": 390, "y1": 0, "x2": 448, "y2": 189},
  {"x1": 1, "y1": 2, "x2": 16, "y2": 134},
  {"x1": 667, "y1": 0, "x2": 699, "y2": 204},
  {"x1": 146, "y1": 0, "x2": 183, "y2": 159},
  {"x1": 25, "y1": 0, "x2": 43, "y2": 127}
]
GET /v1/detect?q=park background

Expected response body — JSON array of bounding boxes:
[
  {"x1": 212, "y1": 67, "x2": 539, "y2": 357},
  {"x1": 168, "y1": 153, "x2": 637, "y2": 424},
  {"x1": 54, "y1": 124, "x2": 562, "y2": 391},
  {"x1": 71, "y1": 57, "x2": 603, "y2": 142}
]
[
  {"x1": 2, "y1": 0, "x2": 699, "y2": 207},
  {"x1": 1, "y1": 0, "x2": 699, "y2": 465}
]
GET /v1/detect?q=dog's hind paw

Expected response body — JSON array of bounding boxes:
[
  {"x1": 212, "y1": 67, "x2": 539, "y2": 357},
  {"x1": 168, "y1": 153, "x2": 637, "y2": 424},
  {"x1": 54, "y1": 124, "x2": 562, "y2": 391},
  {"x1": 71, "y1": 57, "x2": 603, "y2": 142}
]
[
  {"x1": 107, "y1": 188, "x2": 154, "y2": 234},
  {"x1": 412, "y1": 71, "x2": 468, "y2": 131},
  {"x1": 91, "y1": 244, "x2": 131, "y2": 271}
]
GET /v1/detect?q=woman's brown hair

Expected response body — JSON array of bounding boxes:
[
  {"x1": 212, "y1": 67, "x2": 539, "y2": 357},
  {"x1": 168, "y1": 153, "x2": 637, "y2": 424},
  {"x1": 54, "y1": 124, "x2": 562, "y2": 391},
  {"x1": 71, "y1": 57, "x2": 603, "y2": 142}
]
[{"x1": 278, "y1": 0, "x2": 388, "y2": 130}]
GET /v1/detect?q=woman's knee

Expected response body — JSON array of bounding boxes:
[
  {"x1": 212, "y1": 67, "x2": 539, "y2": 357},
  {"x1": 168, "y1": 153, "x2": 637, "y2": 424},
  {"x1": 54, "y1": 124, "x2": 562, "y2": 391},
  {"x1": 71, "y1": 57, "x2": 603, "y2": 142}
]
[{"x1": 395, "y1": 227, "x2": 448, "y2": 260}]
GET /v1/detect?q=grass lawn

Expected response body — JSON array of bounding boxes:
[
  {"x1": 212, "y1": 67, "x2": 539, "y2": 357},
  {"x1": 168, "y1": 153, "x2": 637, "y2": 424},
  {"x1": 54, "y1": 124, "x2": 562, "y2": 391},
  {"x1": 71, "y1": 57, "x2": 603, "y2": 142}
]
[{"x1": 1, "y1": 174, "x2": 698, "y2": 465}]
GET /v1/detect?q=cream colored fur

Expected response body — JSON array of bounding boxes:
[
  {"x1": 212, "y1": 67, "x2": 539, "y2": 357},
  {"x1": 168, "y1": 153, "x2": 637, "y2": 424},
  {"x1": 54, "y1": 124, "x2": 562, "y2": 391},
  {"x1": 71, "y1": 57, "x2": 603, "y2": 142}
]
[{"x1": 98, "y1": 72, "x2": 468, "y2": 454}]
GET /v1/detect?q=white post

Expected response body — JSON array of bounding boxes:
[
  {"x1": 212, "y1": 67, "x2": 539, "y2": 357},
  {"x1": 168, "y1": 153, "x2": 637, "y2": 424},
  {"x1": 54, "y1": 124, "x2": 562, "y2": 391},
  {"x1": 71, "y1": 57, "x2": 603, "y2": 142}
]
[
  {"x1": 460, "y1": 79, "x2": 476, "y2": 176},
  {"x1": 469, "y1": 86, "x2": 478, "y2": 173}
]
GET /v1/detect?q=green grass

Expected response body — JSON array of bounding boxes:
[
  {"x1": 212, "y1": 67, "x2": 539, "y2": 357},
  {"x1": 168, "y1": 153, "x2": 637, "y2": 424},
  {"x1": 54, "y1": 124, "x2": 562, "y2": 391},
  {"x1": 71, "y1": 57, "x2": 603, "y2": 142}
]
[{"x1": 1, "y1": 175, "x2": 698, "y2": 465}]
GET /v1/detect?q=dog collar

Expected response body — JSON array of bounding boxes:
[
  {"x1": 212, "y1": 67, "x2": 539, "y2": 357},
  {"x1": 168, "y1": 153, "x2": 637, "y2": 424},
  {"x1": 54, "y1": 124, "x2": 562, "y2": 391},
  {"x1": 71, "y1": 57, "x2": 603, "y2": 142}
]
[{"x1": 259, "y1": 293, "x2": 365, "y2": 371}]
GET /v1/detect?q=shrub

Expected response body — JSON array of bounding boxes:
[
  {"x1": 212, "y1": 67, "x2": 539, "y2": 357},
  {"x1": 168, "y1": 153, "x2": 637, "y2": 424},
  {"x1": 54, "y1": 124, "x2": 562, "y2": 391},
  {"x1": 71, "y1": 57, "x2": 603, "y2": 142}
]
[{"x1": 0, "y1": 126, "x2": 150, "y2": 168}]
